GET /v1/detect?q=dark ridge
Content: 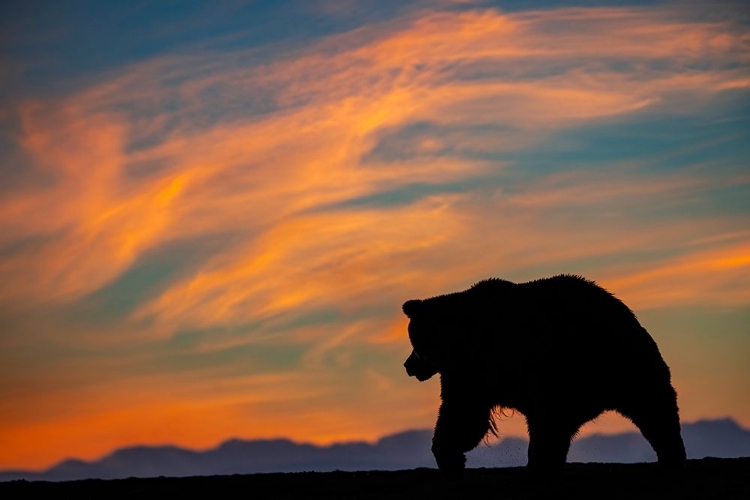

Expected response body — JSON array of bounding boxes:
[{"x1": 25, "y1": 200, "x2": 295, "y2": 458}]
[{"x1": 1, "y1": 458, "x2": 748, "y2": 499}]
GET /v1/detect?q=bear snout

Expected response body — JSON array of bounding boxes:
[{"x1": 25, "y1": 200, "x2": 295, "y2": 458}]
[
  {"x1": 404, "y1": 351, "x2": 418, "y2": 377},
  {"x1": 404, "y1": 350, "x2": 438, "y2": 381}
]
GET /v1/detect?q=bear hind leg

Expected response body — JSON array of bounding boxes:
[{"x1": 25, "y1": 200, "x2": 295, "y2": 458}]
[
  {"x1": 526, "y1": 405, "x2": 603, "y2": 473},
  {"x1": 526, "y1": 417, "x2": 581, "y2": 473},
  {"x1": 617, "y1": 390, "x2": 686, "y2": 468}
]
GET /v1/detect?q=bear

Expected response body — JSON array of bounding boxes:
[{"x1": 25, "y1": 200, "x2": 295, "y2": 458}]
[{"x1": 403, "y1": 275, "x2": 686, "y2": 477}]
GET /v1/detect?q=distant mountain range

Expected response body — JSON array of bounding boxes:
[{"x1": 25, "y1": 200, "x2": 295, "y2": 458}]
[{"x1": 2, "y1": 418, "x2": 748, "y2": 482}]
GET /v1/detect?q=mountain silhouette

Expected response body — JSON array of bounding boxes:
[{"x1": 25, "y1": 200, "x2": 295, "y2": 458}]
[{"x1": 2, "y1": 418, "x2": 748, "y2": 482}]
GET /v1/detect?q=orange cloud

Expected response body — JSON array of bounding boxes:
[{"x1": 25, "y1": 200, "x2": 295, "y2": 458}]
[
  {"x1": 602, "y1": 238, "x2": 750, "y2": 310},
  {"x1": 4, "y1": 5, "x2": 745, "y2": 311},
  {"x1": 0, "y1": 350, "x2": 448, "y2": 470}
]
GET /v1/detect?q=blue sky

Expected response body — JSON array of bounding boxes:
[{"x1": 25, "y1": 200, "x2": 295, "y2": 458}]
[{"x1": 0, "y1": 0, "x2": 748, "y2": 470}]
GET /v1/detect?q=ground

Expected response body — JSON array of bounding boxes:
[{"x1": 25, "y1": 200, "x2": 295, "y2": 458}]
[{"x1": 1, "y1": 458, "x2": 748, "y2": 499}]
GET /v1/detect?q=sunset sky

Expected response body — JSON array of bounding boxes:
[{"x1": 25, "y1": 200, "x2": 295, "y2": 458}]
[{"x1": 1, "y1": 0, "x2": 749, "y2": 471}]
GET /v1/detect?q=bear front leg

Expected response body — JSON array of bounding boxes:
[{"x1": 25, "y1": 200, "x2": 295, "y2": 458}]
[{"x1": 432, "y1": 392, "x2": 493, "y2": 479}]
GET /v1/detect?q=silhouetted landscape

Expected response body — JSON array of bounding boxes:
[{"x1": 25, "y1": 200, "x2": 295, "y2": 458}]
[{"x1": 2, "y1": 418, "x2": 748, "y2": 484}]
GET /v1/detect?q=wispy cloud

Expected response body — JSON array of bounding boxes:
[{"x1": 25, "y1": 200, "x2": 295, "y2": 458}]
[{"x1": 3, "y1": 6, "x2": 746, "y2": 309}]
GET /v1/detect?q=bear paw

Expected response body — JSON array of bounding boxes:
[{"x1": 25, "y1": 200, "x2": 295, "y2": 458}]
[{"x1": 433, "y1": 448, "x2": 466, "y2": 479}]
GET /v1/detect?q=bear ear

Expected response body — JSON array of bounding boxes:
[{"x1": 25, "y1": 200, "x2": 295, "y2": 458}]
[{"x1": 402, "y1": 299, "x2": 424, "y2": 318}]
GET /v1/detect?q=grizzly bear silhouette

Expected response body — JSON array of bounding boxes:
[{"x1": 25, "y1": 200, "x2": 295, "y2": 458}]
[{"x1": 403, "y1": 275, "x2": 686, "y2": 477}]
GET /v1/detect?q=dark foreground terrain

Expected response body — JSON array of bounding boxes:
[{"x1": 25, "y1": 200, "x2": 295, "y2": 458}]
[{"x1": 1, "y1": 458, "x2": 748, "y2": 499}]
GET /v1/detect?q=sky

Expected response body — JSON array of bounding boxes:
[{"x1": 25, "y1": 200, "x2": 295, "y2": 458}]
[{"x1": 0, "y1": 0, "x2": 748, "y2": 471}]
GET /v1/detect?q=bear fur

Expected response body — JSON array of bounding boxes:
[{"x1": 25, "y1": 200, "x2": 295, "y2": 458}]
[{"x1": 403, "y1": 275, "x2": 686, "y2": 477}]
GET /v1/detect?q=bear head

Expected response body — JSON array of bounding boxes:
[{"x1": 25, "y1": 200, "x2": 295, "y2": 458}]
[{"x1": 402, "y1": 298, "x2": 461, "y2": 381}]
